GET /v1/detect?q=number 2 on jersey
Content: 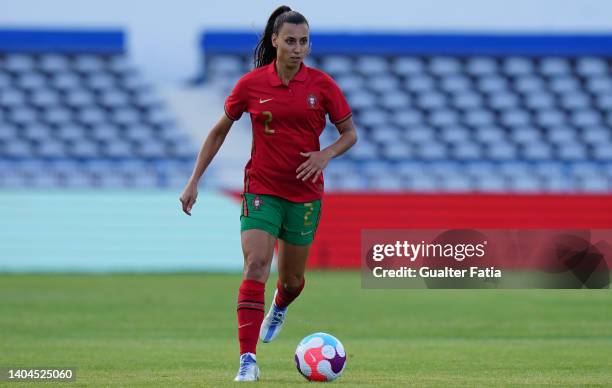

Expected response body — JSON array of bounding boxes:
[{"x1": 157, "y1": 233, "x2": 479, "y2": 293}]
[
  {"x1": 303, "y1": 203, "x2": 314, "y2": 226},
  {"x1": 262, "y1": 111, "x2": 275, "y2": 134}
]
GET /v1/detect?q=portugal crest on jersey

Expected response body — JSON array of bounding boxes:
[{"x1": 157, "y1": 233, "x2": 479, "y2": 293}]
[
  {"x1": 307, "y1": 94, "x2": 317, "y2": 108},
  {"x1": 252, "y1": 195, "x2": 263, "y2": 210}
]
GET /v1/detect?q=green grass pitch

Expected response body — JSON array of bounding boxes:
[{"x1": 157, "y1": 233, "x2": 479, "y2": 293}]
[{"x1": 1, "y1": 272, "x2": 611, "y2": 386}]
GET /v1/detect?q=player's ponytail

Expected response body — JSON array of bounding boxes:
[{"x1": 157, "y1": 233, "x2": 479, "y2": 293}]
[{"x1": 253, "y1": 6, "x2": 309, "y2": 68}]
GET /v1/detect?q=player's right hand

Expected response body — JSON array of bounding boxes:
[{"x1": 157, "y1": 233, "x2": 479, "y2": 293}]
[{"x1": 180, "y1": 183, "x2": 198, "y2": 216}]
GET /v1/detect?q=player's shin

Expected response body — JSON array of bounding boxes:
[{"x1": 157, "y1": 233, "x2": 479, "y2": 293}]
[{"x1": 237, "y1": 279, "x2": 265, "y2": 354}]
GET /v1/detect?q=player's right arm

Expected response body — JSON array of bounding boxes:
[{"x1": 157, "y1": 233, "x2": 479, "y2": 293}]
[{"x1": 180, "y1": 113, "x2": 234, "y2": 216}]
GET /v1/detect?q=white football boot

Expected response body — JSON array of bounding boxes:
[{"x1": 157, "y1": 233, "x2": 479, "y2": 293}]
[
  {"x1": 259, "y1": 290, "x2": 288, "y2": 343},
  {"x1": 233, "y1": 352, "x2": 260, "y2": 382}
]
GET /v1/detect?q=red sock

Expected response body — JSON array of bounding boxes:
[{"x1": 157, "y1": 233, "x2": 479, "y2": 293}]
[
  {"x1": 237, "y1": 279, "x2": 265, "y2": 355},
  {"x1": 274, "y1": 277, "x2": 305, "y2": 309}
]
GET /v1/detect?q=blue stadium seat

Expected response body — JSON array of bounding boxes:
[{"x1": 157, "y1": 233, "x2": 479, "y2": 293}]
[
  {"x1": 355, "y1": 56, "x2": 388, "y2": 75},
  {"x1": 524, "y1": 92, "x2": 555, "y2": 110},
  {"x1": 478, "y1": 75, "x2": 508, "y2": 93},
  {"x1": 346, "y1": 90, "x2": 376, "y2": 110},
  {"x1": 36, "y1": 139, "x2": 67, "y2": 158},
  {"x1": 510, "y1": 127, "x2": 541, "y2": 145},
  {"x1": 43, "y1": 107, "x2": 73, "y2": 126},
  {"x1": 65, "y1": 90, "x2": 95, "y2": 108},
  {"x1": 440, "y1": 75, "x2": 471, "y2": 93},
  {"x1": 440, "y1": 175, "x2": 472, "y2": 192},
  {"x1": 474, "y1": 174, "x2": 507, "y2": 192},
  {"x1": 38, "y1": 54, "x2": 70, "y2": 73},
  {"x1": 22, "y1": 125, "x2": 51, "y2": 142},
  {"x1": 514, "y1": 75, "x2": 545, "y2": 93},
  {"x1": 100, "y1": 90, "x2": 130, "y2": 109},
  {"x1": 586, "y1": 76, "x2": 612, "y2": 93},
  {"x1": 474, "y1": 126, "x2": 506, "y2": 144},
  {"x1": 381, "y1": 143, "x2": 412, "y2": 160},
  {"x1": 500, "y1": 110, "x2": 531, "y2": 127},
  {"x1": 464, "y1": 109, "x2": 495, "y2": 127},
  {"x1": 17, "y1": 73, "x2": 46, "y2": 91},
  {"x1": 404, "y1": 75, "x2": 435, "y2": 92},
  {"x1": 112, "y1": 108, "x2": 141, "y2": 126},
  {"x1": 51, "y1": 73, "x2": 81, "y2": 91},
  {"x1": 409, "y1": 175, "x2": 438, "y2": 191},
  {"x1": 451, "y1": 91, "x2": 482, "y2": 110},
  {"x1": 466, "y1": 57, "x2": 497, "y2": 76},
  {"x1": 0, "y1": 90, "x2": 26, "y2": 107},
  {"x1": 418, "y1": 143, "x2": 447, "y2": 160},
  {"x1": 452, "y1": 142, "x2": 483, "y2": 160},
  {"x1": 522, "y1": 142, "x2": 553, "y2": 160},
  {"x1": 0, "y1": 125, "x2": 17, "y2": 141},
  {"x1": 429, "y1": 57, "x2": 462, "y2": 75},
  {"x1": 321, "y1": 56, "x2": 353, "y2": 75},
  {"x1": 559, "y1": 92, "x2": 590, "y2": 110},
  {"x1": 74, "y1": 55, "x2": 106, "y2": 73},
  {"x1": 489, "y1": 92, "x2": 519, "y2": 110},
  {"x1": 576, "y1": 57, "x2": 607, "y2": 76},
  {"x1": 502, "y1": 57, "x2": 534, "y2": 76},
  {"x1": 55, "y1": 125, "x2": 84, "y2": 142},
  {"x1": 3, "y1": 140, "x2": 32, "y2": 157},
  {"x1": 347, "y1": 139, "x2": 379, "y2": 160},
  {"x1": 487, "y1": 143, "x2": 517, "y2": 160},
  {"x1": 593, "y1": 143, "x2": 612, "y2": 160},
  {"x1": 4, "y1": 54, "x2": 35, "y2": 73},
  {"x1": 30, "y1": 89, "x2": 61, "y2": 108},
  {"x1": 539, "y1": 58, "x2": 571, "y2": 76},
  {"x1": 381, "y1": 91, "x2": 410, "y2": 109},
  {"x1": 416, "y1": 92, "x2": 446, "y2": 110},
  {"x1": 358, "y1": 109, "x2": 388, "y2": 127},
  {"x1": 87, "y1": 74, "x2": 116, "y2": 92},
  {"x1": 429, "y1": 109, "x2": 459, "y2": 127},
  {"x1": 391, "y1": 57, "x2": 424, "y2": 76},
  {"x1": 557, "y1": 144, "x2": 587, "y2": 160},
  {"x1": 509, "y1": 175, "x2": 542, "y2": 192},
  {"x1": 370, "y1": 174, "x2": 404, "y2": 191},
  {"x1": 392, "y1": 110, "x2": 424, "y2": 127},
  {"x1": 549, "y1": 76, "x2": 579, "y2": 93},
  {"x1": 8, "y1": 106, "x2": 37, "y2": 125}
]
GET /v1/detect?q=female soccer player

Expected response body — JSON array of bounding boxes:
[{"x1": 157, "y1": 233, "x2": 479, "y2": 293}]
[{"x1": 180, "y1": 5, "x2": 357, "y2": 382}]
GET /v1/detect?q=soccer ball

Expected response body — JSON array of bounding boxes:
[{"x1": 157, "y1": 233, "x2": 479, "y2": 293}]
[{"x1": 294, "y1": 332, "x2": 346, "y2": 382}]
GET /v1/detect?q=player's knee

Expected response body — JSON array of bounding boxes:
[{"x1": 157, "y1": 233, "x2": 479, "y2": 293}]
[
  {"x1": 243, "y1": 255, "x2": 269, "y2": 282},
  {"x1": 280, "y1": 275, "x2": 304, "y2": 293}
]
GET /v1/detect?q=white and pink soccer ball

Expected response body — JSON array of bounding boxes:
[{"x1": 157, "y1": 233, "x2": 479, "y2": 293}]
[{"x1": 294, "y1": 332, "x2": 346, "y2": 382}]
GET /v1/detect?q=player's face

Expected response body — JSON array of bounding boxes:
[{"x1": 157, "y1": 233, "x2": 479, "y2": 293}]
[{"x1": 272, "y1": 23, "x2": 310, "y2": 68}]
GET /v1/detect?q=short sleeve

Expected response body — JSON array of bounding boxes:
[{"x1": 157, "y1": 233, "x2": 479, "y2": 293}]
[
  {"x1": 322, "y1": 74, "x2": 352, "y2": 124},
  {"x1": 224, "y1": 76, "x2": 248, "y2": 121}
]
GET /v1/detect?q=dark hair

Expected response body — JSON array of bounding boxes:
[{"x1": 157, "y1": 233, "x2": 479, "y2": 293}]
[{"x1": 253, "y1": 5, "x2": 309, "y2": 68}]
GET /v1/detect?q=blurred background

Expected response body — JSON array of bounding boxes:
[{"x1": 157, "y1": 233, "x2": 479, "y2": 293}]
[{"x1": 1, "y1": 0, "x2": 612, "y2": 272}]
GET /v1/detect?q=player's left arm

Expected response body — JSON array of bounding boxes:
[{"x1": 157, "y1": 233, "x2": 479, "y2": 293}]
[{"x1": 296, "y1": 116, "x2": 357, "y2": 182}]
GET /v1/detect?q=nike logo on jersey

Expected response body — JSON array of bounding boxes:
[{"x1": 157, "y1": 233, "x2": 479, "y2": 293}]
[
  {"x1": 259, "y1": 98, "x2": 273, "y2": 103},
  {"x1": 301, "y1": 230, "x2": 313, "y2": 236}
]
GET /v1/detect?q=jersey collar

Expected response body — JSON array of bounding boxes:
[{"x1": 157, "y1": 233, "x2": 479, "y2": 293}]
[{"x1": 267, "y1": 59, "x2": 308, "y2": 87}]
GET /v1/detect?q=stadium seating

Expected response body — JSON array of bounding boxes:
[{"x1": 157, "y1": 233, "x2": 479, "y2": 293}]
[
  {"x1": 0, "y1": 30, "x2": 195, "y2": 188},
  {"x1": 200, "y1": 33, "x2": 612, "y2": 192}
]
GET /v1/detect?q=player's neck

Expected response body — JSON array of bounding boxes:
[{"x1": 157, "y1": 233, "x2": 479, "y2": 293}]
[{"x1": 275, "y1": 60, "x2": 300, "y2": 86}]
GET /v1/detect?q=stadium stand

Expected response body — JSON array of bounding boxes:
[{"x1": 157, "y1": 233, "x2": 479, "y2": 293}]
[
  {"x1": 0, "y1": 29, "x2": 195, "y2": 188},
  {"x1": 200, "y1": 32, "x2": 612, "y2": 193}
]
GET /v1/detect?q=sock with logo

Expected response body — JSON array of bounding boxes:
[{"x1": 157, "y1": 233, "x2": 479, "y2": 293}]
[
  {"x1": 274, "y1": 277, "x2": 305, "y2": 309},
  {"x1": 237, "y1": 279, "x2": 265, "y2": 355}
]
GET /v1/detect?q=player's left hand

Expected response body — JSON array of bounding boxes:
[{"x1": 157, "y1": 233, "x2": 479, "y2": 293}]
[{"x1": 296, "y1": 150, "x2": 332, "y2": 182}]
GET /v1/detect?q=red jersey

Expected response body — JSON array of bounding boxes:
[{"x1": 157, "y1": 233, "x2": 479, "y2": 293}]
[{"x1": 224, "y1": 59, "x2": 352, "y2": 202}]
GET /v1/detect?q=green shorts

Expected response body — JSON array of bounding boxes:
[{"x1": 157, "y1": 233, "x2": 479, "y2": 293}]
[{"x1": 240, "y1": 193, "x2": 322, "y2": 245}]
